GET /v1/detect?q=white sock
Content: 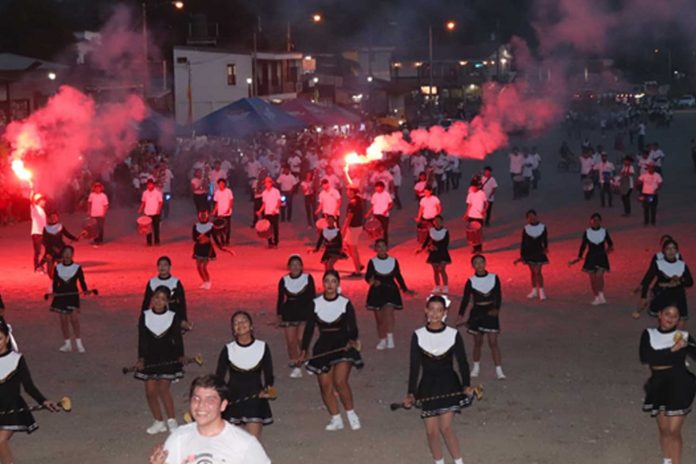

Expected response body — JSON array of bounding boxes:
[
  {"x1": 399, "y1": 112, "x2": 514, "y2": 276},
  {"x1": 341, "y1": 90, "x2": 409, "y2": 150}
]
[
  {"x1": 434, "y1": 460, "x2": 445, "y2": 464},
  {"x1": 346, "y1": 409, "x2": 358, "y2": 419},
  {"x1": 454, "y1": 459, "x2": 464, "y2": 464},
  {"x1": 473, "y1": 362, "x2": 480, "y2": 370},
  {"x1": 331, "y1": 413, "x2": 342, "y2": 422},
  {"x1": 386, "y1": 333, "x2": 394, "y2": 343},
  {"x1": 663, "y1": 459, "x2": 672, "y2": 464},
  {"x1": 496, "y1": 365, "x2": 504, "y2": 375}
]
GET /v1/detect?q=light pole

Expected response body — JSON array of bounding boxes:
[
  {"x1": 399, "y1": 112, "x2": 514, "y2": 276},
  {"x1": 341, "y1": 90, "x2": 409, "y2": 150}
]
[
  {"x1": 428, "y1": 20, "x2": 456, "y2": 107},
  {"x1": 142, "y1": 1, "x2": 184, "y2": 90}
]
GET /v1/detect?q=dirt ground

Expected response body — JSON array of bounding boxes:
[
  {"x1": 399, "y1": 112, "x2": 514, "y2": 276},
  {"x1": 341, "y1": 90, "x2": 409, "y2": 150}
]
[{"x1": 2, "y1": 113, "x2": 696, "y2": 464}]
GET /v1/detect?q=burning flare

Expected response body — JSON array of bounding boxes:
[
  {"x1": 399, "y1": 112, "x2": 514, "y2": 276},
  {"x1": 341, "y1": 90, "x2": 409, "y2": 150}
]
[{"x1": 11, "y1": 159, "x2": 33, "y2": 186}]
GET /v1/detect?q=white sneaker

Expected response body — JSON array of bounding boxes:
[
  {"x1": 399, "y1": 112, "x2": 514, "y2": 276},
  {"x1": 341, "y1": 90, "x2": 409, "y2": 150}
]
[
  {"x1": 289, "y1": 367, "x2": 303, "y2": 379},
  {"x1": 598, "y1": 293, "x2": 606, "y2": 304},
  {"x1": 58, "y1": 341, "x2": 72, "y2": 352},
  {"x1": 199, "y1": 282, "x2": 207, "y2": 289},
  {"x1": 470, "y1": 365, "x2": 480, "y2": 378},
  {"x1": 527, "y1": 289, "x2": 538, "y2": 299},
  {"x1": 442, "y1": 286, "x2": 449, "y2": 294},
  {"x1": 376, "y1": 339, "x2": 387, "y2": 350},
  {"x1": 166, "y1": 418, "x2": 178, "y2": 432},
  {"x1": 75, "y1": 339, "x2": 86, "y2": 353},
  {"x1": 496, "y1": 366, "x2": 507, "y2": 380},
  {"x1": 346, "y1": 411, "x2": 361, "y2": 430},
  {"x1": 146, "y1": 420, "x2": 167, "y2": 435},
  {"x1": 432, "y1": 285, "x2": 441, "y2": 293},
  {"x1": 539, "y1": 289, "x2": 547, "y2": 300},
  {"x1": 325, "y1": 415, "x2": 344, "y2": 431},
  {"x1": 386, "y1": 337, "x2": 395, "y2": 349},
  {"x1": 202, "y1": 281, "x2": 212, "y2": 290},
  {"x1": 591, "y1": 296, "x2": 602, "y2": 306}
]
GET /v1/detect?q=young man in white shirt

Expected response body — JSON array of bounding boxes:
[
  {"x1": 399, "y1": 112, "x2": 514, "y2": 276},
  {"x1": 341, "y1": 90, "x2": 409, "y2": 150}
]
[
  {"x1": 315, "y1": 179, "x2": 342, "y2": 221},
  {"x1": 593, "y1": 153, "x2": 615, "y2": 208},
  {"x1": 30, "y1": 192, "x2": 47, "y2": 272},
  {"x1": 212, "y1": 179, "x2": 234, "y2": 245},
  {"x1": 389, "y1": 161, "x2": 403, "y2": 210},
  {"x1": 159, "y1": 163, "x2": 174, "y2": 219},
  {"x1": 508, "y1": 147, "x2": 524, "y2": 199},
  {"x1": 415, "y1": 186, "x2": 441, "y2": 224},
  {"x1": 465, "y1": 179, "x2": 488, "y2": 253},
  {"x1": 410, "y1": 151, "x2": 427, "y2": 177},
  {"x1": 190, "y1": 169, "x2": 208, "y2": 213},
  {"x1": 367, "y1": 181, "x2": 393, "y2": 245},
  {"x1": 431, "y1": 152, "x2": 448, "y2": 196},
  {"x1": 139, "y1": 178, "x2": 163, "y2": 246},
  {"x1": 529, "y1": 147, "x2": 542, "y2": 190},
  {"x1": 257, "y1": 177, "x2": 281, "y2": 247},
  {"x1": 480, "y1": 166, "x2": 498, "y2": 226},
  {"x1": 648, "y1": 142, "x2": 666, "y2": 174},
  {"x1": 276, "y1": 166, "x2": 298, "y2": 223},
  {"x1": 149, "y1": 375, "x2": 271, "y2": 464},
  {"x1": 321, "y1": 166, "x2": 342, "y2": 191},
  {"x1": 87, "y1": 182, "x2": 109, "y2": 245},
  {"x1": 638, "y1": 162, "x2": 662, "y2": 226},
  {"x1": 618, "y1": 156, "x2": 635, "y2": 216}
]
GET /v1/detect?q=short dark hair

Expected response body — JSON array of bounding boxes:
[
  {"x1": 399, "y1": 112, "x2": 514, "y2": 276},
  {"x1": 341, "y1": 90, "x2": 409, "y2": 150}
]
[
  {"x1": 217, "y1": 178, "x2": 227, "y2": 185},
  {"x1": 483, "y1": 166, "x2": 492, "y2": 172},
  {"x1": 526, "y1": 209, "x2": 537, "y2": 217},
  {"x1": 374, "y1": 238, "x2": 387, "y2": 248},
  {"x1": 470, "y1": 254, "x2": 486, "y2": 265},
  {"x1": 662, "y1": 239, "x2": 679, "y2": 252},
  {"x1": 188, "y1": 374, "x2": 230, "y2": 401},
  {"x1": 591, "y1": 212, "x2": 602, "y2": 221},
  {"x1": 153, "y1": 286, "x2": 172, "y2": 299},
  {"x1": 426, "y1": 294, "x2": 447, "y2": 308},
  {"x1": 375, "y1": 181, "x2": 385, "y2": 188},
  {"x1": 323, "y1": 269, "x2": 341, "y2": 283},
  {"x1": 157, "y1": 256, "x2": 172, "y2": 266}
]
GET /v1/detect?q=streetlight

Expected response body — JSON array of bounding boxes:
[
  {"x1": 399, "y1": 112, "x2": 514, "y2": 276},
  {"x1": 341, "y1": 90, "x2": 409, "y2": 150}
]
[
  {"x1": 47, "y1": 72, "x2": 56, "y2": 81},
  {"x1": 312, "y1": 13, "x2": 322, "y2": 23},
  {"x1": 429, "y1": 20, "x2": 456, "y2": 100},
  {"x1": 367, "y1": 76, "x2": 373, "y2": 83},
  {"x1": 445, "y1": 20, "x2": 456, "y2": 31},
  {"x1": 246, "y1": 77, "x2": 253, "y2": 97},
  {"x1": 142, "y1": 1, "x2": 184, "y2": 65}
]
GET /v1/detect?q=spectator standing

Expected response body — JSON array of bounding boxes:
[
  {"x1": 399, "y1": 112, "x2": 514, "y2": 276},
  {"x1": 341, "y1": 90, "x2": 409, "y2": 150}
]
[
  {"x1": 481, "y1": 167, "x2": 498, "y2": 226},
  {"x1": 212, "y1": 179, "x2": 234, "y2": 246},
  {"x1": 87, "y1": 182, "x2": 109, "y2": 245},
  {"x1": 139, "y1": 179, "x2": 163, "y2": 246},
  {"x1": 637, "y1": 163, "x2": 662, "y2": 226}
]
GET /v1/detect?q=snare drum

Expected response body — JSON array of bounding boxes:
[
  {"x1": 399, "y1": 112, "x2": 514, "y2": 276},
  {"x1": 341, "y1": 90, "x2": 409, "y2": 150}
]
[
  {"x1": 255, "y1": 219, "x2": 272, "y2": 239},
  {"x1": 363, "y1": 217, "x2": 384, "y2": 240},
  {"x1": 136, "y1": 216, "x2": 152, "y2": 235},
  {"x1": 315, "y1": 217, "x2": 329, "y2": 230}
]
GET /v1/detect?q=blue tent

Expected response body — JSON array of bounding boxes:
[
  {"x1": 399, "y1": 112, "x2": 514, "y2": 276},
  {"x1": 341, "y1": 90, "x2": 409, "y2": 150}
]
[
  {"x1": 138, "y1": 111, "x2": 177, "y2": 140},
  {"x1": 192, "y1": 97, "x2": 307, "y2": 137}
]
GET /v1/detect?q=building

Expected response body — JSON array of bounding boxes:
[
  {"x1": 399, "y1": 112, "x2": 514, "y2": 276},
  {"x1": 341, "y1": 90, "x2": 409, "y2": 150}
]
[{"x1": 173, "y1": 46, "x2": 302, "y2": 126}]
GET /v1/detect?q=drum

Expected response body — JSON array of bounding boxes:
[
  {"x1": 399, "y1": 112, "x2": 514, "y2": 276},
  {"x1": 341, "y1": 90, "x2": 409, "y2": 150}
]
[
  {"x1": 136, "y1": 216, "x2": 152, "y2": 235},
  {"x1": 465, "y1": 220, "x2": 482, "y2": 246},
  {"x1": 255, "y1": 219, "x2": 272, "y2": 239},
  {"x1": 364, "y1": 217, "x2": 384, "y2": 240},
  {"x1": 82, "y1": 218, "x2": 98, "y2": 239},
  {"x1": 315, "y1": 218, "x2": 328, "y2": 230},
  {"x1": 213, "y1": 218, "x2": 226, "y2": 230}
]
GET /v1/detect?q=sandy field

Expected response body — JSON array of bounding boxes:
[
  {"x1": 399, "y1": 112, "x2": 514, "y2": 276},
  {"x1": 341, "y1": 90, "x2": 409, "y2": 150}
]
[{"x1": 2, "y1": 113, "x2": 696, "y2": 464}]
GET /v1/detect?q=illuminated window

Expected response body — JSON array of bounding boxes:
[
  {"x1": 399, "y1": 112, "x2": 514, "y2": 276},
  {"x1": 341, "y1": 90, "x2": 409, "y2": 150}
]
[{"x1": 226, "y1": 64, "x2": 237, "y2": 85}]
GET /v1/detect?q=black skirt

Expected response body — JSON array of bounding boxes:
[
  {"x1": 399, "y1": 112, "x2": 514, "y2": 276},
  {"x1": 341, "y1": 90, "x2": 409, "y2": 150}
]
[
  {"x1": 583, "y1": 251, "x2": 610, "y2": 272},
  {"x1": 305, "y1": 333, "x2": 363, "y2": 374},
  {"x1": 0, "y1": 396, "x2": 38, "y2": 433},
  {"x1": 50, "y1": 296, "x2": 79, "y2": 314},
  {"x1": 466, "y1": 305, "x2": 500, "y2": 334},
  {"x1": 648, "y1": 287, "x2": 688, "y2": 321},
  {"x1": 223, "y1": 376, "x2": 273, "y2": 425},
  {"x1": 193, "y1": 242, "x2": 216, "y2": 260},
  {"x1": 366, "y1": 283, "x2": 404, "y2": 310},
  {"x1": 134, "y1": 358, "x2": 183, "y2": 381},
  {"x1": 426, "y1": 247, "x2": 451, "y2": 264},
  {"x1": 417, "y1": 371, "x2": 474, "y2": 418},
  {"x1": 643, "y1": 367, "x2": 696, "y2": 416},
  {"x1": 321, "y1": 248, "x2": 347, "y2": 263},
  {"x1": 521, "y1": 249, "x2": 548, "y2": 265}
]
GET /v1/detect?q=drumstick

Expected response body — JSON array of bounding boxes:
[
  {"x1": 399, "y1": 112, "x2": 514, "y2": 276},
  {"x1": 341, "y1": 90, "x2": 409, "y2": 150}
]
[
  {"x1": 293, "y1": 341, "x2": 362, "y2": 367},
  {"x1": 390, "y1": 385, "x2": 484, "y2": 411},
  {"x1": 0, "y1": 396, "x2": 72, "y2": 415},
  {"x1": 43, "y1": 289, "x2": 99, "y2": 301},
  {"x1": 122, "y1": 353, "x2": 204, "y2": 374}
]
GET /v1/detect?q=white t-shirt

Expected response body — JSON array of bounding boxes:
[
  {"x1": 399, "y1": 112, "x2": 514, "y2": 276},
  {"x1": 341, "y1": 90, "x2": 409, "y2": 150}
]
[
  {"x1": 466, "y1": 189, "x2": 487, "y2": 219},
  {"x1": 580, "y1": 156, "x2": 595, "y2": 175},
  {"x1": 419, "y1": 195, "x2": 441, "y2": 220},
  {"x1": 639, "y1": 172, "x2": 663, "y2": 195},
  {"x1": 414, "y1": 180, "x2": 427, "y2": 197},
  {"x1": 210, "y1": 168, "x2": 228, "y2": 186},
  {"x1": 530, "y1": 153, "x2": 542, "y2": 169},
  {"x1": 164, "y1": 422, "x2": 271, "y2": 464},
  {"x1": 371, "y1": 191, "x2": 392, "y2": 216},
  {"x1": 321, "y1": 173, "x2": 342, "y2": 190},
  {"x1": 88, "y1": 192, "x2": 109, "y2": 217},
  {"x1": 411, "y1": 155, "x2": 427, "y2": 175},
  {"x1": 649, "y1": 149, "x2": 665, "y2": 167},
  {"x1": 30, "y1": 204, "x2": 46, "y2": 235},
  {"x1": 318, "y1": 188, "x2": 341, "y2": 216},
  {"x1": 594, "y1": 161, "x2": 615, "y2": 184},
  {"x1": 262, "y1": 187, "x2": 281, "y2": 215},
  {"x1": 276, "y1": 173, "x2": 298, "y2": 192},
  {"x1": 481, "y1": 176, "x2": 498, "y2": 202},
  {"x1": 288, "y1": 155, "x2": 302, "y2": 174},
  {"x1": 371, "y1": 171, "x2": 393, "y2": 189},
  {"x1": 390, "y1": 165, "x2": 402, "y2": 186},
  {"x1": 432, "y1": 155, "x2": 447, "y2": 175},
  {"x1": 141, "y1": 189, "x2": 163, "y2": 216},
  {"x1": 508, "y1": 152, "x2": 524, "y2": 174},
  {"x1": 213, "y1": 188, "x2": 234, "y2": 216},
  {"x1": 161, "y1": 169, "x2": 174, "y2": 193}
]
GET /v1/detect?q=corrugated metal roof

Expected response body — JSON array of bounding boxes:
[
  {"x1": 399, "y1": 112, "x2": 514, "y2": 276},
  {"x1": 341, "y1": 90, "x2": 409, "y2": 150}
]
[{"x1": 0, "y1": 53, "x2": 69, "y2": 72}]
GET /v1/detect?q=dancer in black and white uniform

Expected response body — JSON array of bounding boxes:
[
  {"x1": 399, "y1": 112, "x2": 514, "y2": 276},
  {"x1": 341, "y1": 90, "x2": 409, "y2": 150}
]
[
  {"x1": 569, "y1": 213, "x2": 614, "y2": 305},
  {"x1": 192, "y1": 210, "x2": 229, "y2": 290},
  {"x1": 310, "y1": 215, "x2": 347, "y2": 271},
  {"x1": 457, "y1": 254, "x2": 505, "y2": 380},
  {"x1": 301, "y1": 271, "x2": 363, "y2": 431},
  {"x1": 640, "y1": 305, "x2": 696, "y2": 464},
  {"x1": 516, "y1": 209, "x2": 549, "y2": 300},
  {"x1": 42, "y1": 212, "x2": 80, "y2": 279},
  {"x1": 216, "y1": 311, "x2": 274, "y2": 440},
  {"x1": 276, "y1": 255, "x2": 316, "y2": 379},
  {"x1": 403, "y1": 295, "x2": 473, "y2": 464},
  {"x1": 50, "y1": 246, "x2": 88, "y2": 353},
  {"x1": 417, "y1": 215, "x2": 451, "y2": 295},
  {"x1": 366, "y1": 239, "x2": 414, "y2": 350},
  {"x1": 135, "y1": 286, "x2": 184, "y2": 435},
  {"x1": 142, "y1": 256, "x2": 191, "y2": 331},
  {"x1": 639, "y1": 239, "x2": 693, "y2": 322},
  {"x1": 0, "y1": 319, "x2": 59, "y2": 464}
]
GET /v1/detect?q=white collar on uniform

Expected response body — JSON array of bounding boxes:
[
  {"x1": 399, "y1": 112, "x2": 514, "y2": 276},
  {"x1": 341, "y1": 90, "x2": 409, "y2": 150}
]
[
  {"x1": 322, "y1": 228, "x2": 339, "y2": 241},
  {"x1": 195, "y1": 222, "x2": 213, "y2": 234},
  {"x1": 283, "y1": 273, "x2": 309, "y2": 294},
  {"x1": 226, "y1": 340, "x2": 266, "y2": 370},
  {"x1": 429, "y1": 227, "x2": 447, "y2": 241},
  {"x1": 45, "y1": 223, "x2": 63, "y2": 234},
  {"x1": 657, "y1": 259, "x2": 685, "y2": 278},
  {"x1": 144, "y1": 309, "x2": 176, "y2": 337},
  {"x1": 0, "y1": 352, "x2": 22, "y2": 383},
  {"x1": 56, "y1": 263, "x2": 80, "y2": 281},
  {"x1": 314, "y1": 295, "x2": 348, "y2": 323},
  {"x1": 150, "y1": 276, "x2": 179, "y2": 291},
  {"x1": 415, "y1": 327, "x2": 457, "y2": 357},
  {"x1": 372, "y1": 256, "x2": 396, "y2": 274},
  {"x1": 586, "y1": 228, "x2": 606, "y2": 244},
  {"x1": 524, "y1": 223, "x2": 545, "y2": 238},
  {"x1": 470, "y1": 273, "x2": 496, "y2": 294},
  {"x1": 647, "y1": 328, "x2": 689, "y2": 350}
]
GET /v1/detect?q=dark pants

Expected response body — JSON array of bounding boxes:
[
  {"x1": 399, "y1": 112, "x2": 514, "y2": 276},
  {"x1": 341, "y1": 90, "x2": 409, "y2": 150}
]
[
  {"x1": 393, "y1": 186, "x2": 402, "y2": 210},
  {"x1": 31, "y1": 234, "x2": 43, "y2": 270},
  {"x1": 450, "y1": 172, "x2": 461, "y2": 190},
  {"x1": 436, "y1": 176, "x2": 446, "y2": 196},
  {"x1": 193, "y1": 193, "x2": 208, "y2": 213},
  {"x1": 252, "y1": 198, "x2": 262, "y2": 226},
  {"x1": 147, "y1": 214, "x2": 161, "y2": 245},
  {"x1": 621, "y1": 189, "x2": 632, "y2": 215},
  {"x1": 304, "y1": 194, "x2": 315, "y2": 226},
  {"x1": 485, "y1": 202, "x2": 494, "y2": 226},
  {"x1": 375, "y1": 214, "x2": 389, "y2": 245},
  {"x1": 642, "y1": 194, "x2": 658, "y2": 225},
  {"x1": 280, "y1": 191, "x2": 294, "y2": 222},
  {"x1": 264, "y1": 213, "x2": 279, "y2": 246},
  {"x1": 218, "y1": 215, "x2": 231, "y2": 245},
  {"x1": 163, "y1": 194, "x2": 171, "y2": 219},
  {"x1": 600, "y1": 183, "x2": 613, "y2": 207},
  {"x1": 638, "y1": 134, "x2": 645, "y2": 152},
  {"x1": 93, "y1": 216, "x2": 105, "y2": 243},
  {"x1": 532, "y1": 169, "x2": 540, "y2": 189}
]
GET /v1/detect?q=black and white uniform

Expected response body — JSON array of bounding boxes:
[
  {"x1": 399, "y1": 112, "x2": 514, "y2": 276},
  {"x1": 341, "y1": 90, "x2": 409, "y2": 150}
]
[
  {"x1": 0, "y1": 351, "x2": 47, "y2": 433},
  {"x1": 42, "y1": 223, "x2": 78, "y2": 259},
  {"x1": 142, "y1": 275, "x2": 188, "y2": 323},
  {"x1": 216, "y1": 339, "x2": 274, "y2": 425},
  {"x1": 315, "y1": 227, "x2": 347, "y2": 263},
  {"x1": 50, "y1": 262, "x2": 87, "y2": 314},
  {"x1": 641, "y1": 257, "x2": 693, "y2": 320},
  {"x1": 135, "y1": 308, "x2": 184, "y2": 381},
  {"x1": 408, "y1": 326, "x2": 472, "y2": 418},
  {"x1": 365, "y1": 256, "x2": 410, "y2": 310},
  {"x1": 520, "y1": 222, "x2": 549, "y2": 264},
  {"x1": 577, "y1": 227, "x2": 613, "y2": 272},
  {"x1": 640, "y1": 328, "x2": 696, "y2": 416},
  {"x1": 421, "y1": 227, "x2": 451, "y2": 264},
  {"x1": 276, "y1": 273, "x2": 316, "y2": 326},
  {"x1": 192, "y1": 221, "x2": 222, "y2": 260},
  {"x1": 301, "y1": 295, "x2": 363, "y2": 374},
  {"x1": 459, "y1": 272, "x2": 502, "y2": 334}
]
